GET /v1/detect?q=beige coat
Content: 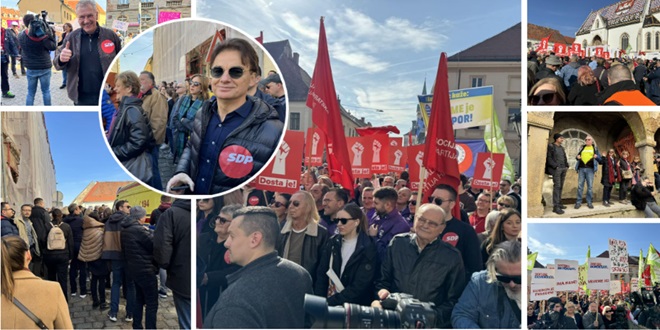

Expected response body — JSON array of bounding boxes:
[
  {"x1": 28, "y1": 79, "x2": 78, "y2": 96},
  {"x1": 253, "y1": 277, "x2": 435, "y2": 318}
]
[
  {"x1": 1, "y1": 270, "x2": 73, "y2": 329},
  {"x1": 141, "y1": 88, "x2": 168, "y2": 144},
  {"x1": 78, "y1": 215, "x2": 105, "y2": 262}
]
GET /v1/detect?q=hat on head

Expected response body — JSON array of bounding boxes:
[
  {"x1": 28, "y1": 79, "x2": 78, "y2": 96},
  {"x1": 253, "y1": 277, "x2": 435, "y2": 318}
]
[
  {"x1": 10, "y1": 21, "x2": 18, "y2": 26},
  {"x1": 260, "y1": 73, "x2": 281, "y2": 86},
  {"x1": 545, "y1": 55, "x2": 562, "y2": 66},
  {"x1": 553, "y1": 133, "x2": 564, "y2": 141}
]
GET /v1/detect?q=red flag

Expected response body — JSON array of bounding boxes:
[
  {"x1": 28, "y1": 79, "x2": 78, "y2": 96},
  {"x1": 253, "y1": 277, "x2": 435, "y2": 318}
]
[
  {"x1": 355, "y1": 125, "x2": 401, "y2": 136},
  {"x1": 255, "y1": 31, "x2": 263, "y2": 45},
  {"x1": 423, "y1": 53, "x2": 461, "y2": 219},
  {"x1": 572, "y1": 43, "x2": 582, "y2": 53},
  {"x1": 306, "y1": 17, "x2": 354, "y2": 195},
  {"x1": 536, "y1": 35, "x2": 550, "y2": 52}
]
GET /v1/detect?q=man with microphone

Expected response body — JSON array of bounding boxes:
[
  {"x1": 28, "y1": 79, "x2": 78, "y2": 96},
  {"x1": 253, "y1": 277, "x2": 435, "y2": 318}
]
[{"x1": 54, "y1": 0, "x2": 121, "y2": 105}]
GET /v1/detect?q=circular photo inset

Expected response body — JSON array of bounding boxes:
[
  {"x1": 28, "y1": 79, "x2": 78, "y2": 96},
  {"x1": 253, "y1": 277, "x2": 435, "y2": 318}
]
[{"x1": 100, "y1": 18, "x2": 287, "y2": 198}]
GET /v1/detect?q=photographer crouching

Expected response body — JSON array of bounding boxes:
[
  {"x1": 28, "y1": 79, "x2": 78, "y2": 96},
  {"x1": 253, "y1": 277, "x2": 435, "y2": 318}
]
[
  {"x1": 17, "y1": 11, "x2": 56, "y2": 106},
  {"x1": 631, "y1": 176, "x2": 660, "y2": 218}
]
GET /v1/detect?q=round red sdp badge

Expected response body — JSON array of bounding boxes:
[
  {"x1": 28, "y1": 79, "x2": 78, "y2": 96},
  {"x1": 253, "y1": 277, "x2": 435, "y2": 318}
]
[
  {"x1": 218, "y1": 145, "x2": 254, "y2": 179},
  {"x1": 101, "y1": 40, "x2": 115, "y2": 54},
  {"x1": 248, "y1": 196, "x2": 260, "y2": 206},
  {"x1": 442, "y1": 232, "x2": 459, "y2": 247}
]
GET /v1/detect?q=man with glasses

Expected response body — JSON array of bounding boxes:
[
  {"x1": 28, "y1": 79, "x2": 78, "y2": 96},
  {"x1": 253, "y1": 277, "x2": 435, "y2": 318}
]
[
  {"x1": 452, "y1": 240, "x2": 521, "y2": 329},
  {"x1": 368, "y1": 187, "x2": 411, "y2": 261},
  {"x1": 582, "y1": 302, "x2": 604, "y2": 328},
  {"x1": 546, "y1": 133, "x2": 569, "y2": 214},
  {"x1": 260, "y1": 73, "x2": 286, "y2": 122},
  {"x1": 167, "y1": 38, "x2": 283, "y2": 195},
  {"x1": 469, "y1": 193, "x2": 491, "y2": 234},
  {"x1": 372, "y1": 203, "x2": 466, "y2": 328},
  {"x1": 497, "y1": 179, "x2": 521, "y2": 213},
  {"x1": 574, "y1": 135, "x2": 601, "y2": 210},
  {"x1": 432, "y1": 184, "x2": 482, "y2": 278},
  {"x1": 321, "y1": 188, "x2": 348, "y2": 235},
  {"x1": 1, "y1": 202, "x2": 19, "y2": 237}
]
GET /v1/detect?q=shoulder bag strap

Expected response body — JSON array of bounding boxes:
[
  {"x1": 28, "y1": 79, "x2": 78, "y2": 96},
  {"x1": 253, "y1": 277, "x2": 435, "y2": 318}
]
[{"x1": 12, "y1": 297, "x2": 49, "y2": 330}]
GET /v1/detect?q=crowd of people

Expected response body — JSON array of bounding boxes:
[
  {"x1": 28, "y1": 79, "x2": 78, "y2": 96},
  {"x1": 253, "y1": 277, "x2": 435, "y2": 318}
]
[
  {"x1": 1, "y1": 196, "x2": 191, "y2": 329},
  {"x1": 195, "y1": 169, "x2": 523, "y2": 328},
  {"x1": 528, "y1": 51, "x2": 659, "y2": 106},
  {"x1": 1, "y1": 0, "x2": 122, "y2": 106},
  {"x1": 106, "y1": 38, "x2": 286, "y2": 195},
  {"x1": 529, "y1": 288, "x2": 660, "y2": 329}
]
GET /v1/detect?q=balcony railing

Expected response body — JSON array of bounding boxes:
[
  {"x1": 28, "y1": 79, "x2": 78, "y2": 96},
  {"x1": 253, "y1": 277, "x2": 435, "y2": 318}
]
[
  {"x1": 141, "y1": 3, "x2": 154, "y2": 8},
  {"x1": 117, "y1": 4, "x2": 129, "y2": 9},
  {"x1": 166, "y1": 0, "x2": 183, "y2": 6}
]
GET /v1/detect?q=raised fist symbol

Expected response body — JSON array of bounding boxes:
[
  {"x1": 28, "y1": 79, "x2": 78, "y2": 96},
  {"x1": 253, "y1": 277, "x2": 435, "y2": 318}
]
[
  {"x1": 352, "y1": 142, "x2": 364, "y2": 166},
  {"x1": 483, "y1": 157, "x2": 495, "y2": 180},
  {"x1": 415, "y1": 151, "x2": 424, "y2": 167},
  {"x1": 372, "y1": 140, "x2": 382, "y2": 163},
  {"x1": 394, "y1": 150, "x2": 403, "y2": 165},
  {"x1": 311, "y1": 133, "x2": 320, "y2": 155},
  {"x1": 273, "y1": 141, "x2": 290, "y2": 175}
]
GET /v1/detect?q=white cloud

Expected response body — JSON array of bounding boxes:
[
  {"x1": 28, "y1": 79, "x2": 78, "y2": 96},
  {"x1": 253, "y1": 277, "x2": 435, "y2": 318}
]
[
  {"x1": 528, "y1": 236, "x2": 567, "y2": 257},
  {"x1": 280, "y1": 12, "x2": 319, "y2": 40},
  {"x1": 330, "y1": 42, "x2": 389, "y2": 73}
]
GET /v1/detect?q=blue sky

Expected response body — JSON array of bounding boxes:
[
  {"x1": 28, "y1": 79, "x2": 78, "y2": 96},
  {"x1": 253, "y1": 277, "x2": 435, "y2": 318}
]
[
  {"x1": 3, "y1": 0, "x2": 107, "y2": 11},
  {"x1": 197, "y1": 0, "x2": 520, "y2": 135},
  {"x1": 528, "y1": 0, "x2": 623, "y2": 37},
  {"x1": 44, "y1": 112, "x2": 133, "y2": 205},
  {"x1": 528, "y1": 223, "x2": 660, "y2": 265},
  {"x1": 119, "y1": 29, "x2": 154, "y2": 74}
]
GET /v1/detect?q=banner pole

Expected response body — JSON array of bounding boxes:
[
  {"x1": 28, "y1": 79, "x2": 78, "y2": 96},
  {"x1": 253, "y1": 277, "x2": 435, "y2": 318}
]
[{"x1": 489, "y1": 97, "x2": 494, "y2": 213}]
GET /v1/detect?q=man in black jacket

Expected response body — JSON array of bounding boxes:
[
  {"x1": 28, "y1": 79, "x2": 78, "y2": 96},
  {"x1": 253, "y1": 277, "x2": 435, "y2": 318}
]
[
  {"x1": 18, "y1": 13, "x2": 57, "y2": 105},
  {"x1": 373, "y1": 203, "x2": 466, "y2": 328},
  {"x1": 546, "y1": 133, "x2": 569, "y2": 214},
  {"x1": 167, "y1": 38, "x2": 283, "y2": 195},
  {"x1": 63, "y1": 203, "x2": 87, "y2": 297},
  {"x1": 29, "y1": 197, "x2": 51, "y2": 278},
  {"x1": 631, "y1": 176, "x2": 660, "y2": 218},
  {"x1": 154, "y1": 198, "x2": 191, "y2": 329}
]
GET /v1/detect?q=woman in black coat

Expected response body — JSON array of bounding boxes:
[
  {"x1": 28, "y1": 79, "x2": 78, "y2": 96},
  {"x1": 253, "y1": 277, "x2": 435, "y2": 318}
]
[
  {"x1": 567, "y1": 65, "x2": 601, "y2": 105},
  {"x1": 599, "y1": 148, "x2": 620, "y2": 207},
  {"x1": 42, "y1": 208, "x2": 75, "y2": 302},
  {"x1": 109, "y1": 71, "x2": 155, "y2": 184},
  {"x1": 618, "y1": 150, "x2": 633, "y2": 204},
  {"x1": 314, "y1": 203, "x2": 379, "y2": 306}
]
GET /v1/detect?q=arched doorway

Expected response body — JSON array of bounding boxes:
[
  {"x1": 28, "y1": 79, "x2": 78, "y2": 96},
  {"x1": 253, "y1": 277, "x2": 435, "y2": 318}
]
[{"x1": 592, "y1": 35, "x2": 603, "y2": 46}]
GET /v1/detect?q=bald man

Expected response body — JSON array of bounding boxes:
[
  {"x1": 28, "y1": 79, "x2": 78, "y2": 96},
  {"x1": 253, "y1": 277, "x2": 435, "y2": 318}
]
[{"x1": 600, "y1": 63, "x2": 655, "y2": 105}]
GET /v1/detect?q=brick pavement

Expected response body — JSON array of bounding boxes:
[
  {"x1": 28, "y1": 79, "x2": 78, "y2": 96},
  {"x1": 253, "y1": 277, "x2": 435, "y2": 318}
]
[{"x1": 1, "y1": 67, "x2": 75, "y2": 106}]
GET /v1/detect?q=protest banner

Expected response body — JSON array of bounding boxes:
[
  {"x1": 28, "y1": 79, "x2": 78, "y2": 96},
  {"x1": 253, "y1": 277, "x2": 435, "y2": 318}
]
[
  {"x1": 407, "y1": 145, "x2": 425, "y2": 190},
  {"x1": 112, "y1": 19, "x2": 129, "y2": 32},
  {"x1": 370, "y1": 134, "x2": 389, "y2": 174},
  {"x1": 388, "y1": 138, "x2": 406, "y2": 173},
  {"x1": 305, "y1": 127, "x2": 325, "y2": 166},
  {"x1": 531, "y1": 268, "x2": 555, "y2": 284},
  {"x1": 531, "y1": 283, "x2": 555, "y2": 301},
  {"x1": 158, "y1": 11, "x2": 182, "y2": 24},
  {"x1": 587, "y1": 258, "x2": 610, "y2": 290},
  {"x1": 631, "y1": 278, "x2": 639, "y2": 292},
  {"x1": 254, "y1": 130, "x2": 305, "y2": 194},
  {"x1": 555, "y1": 259, "x2": 579, "y2": 292},
  {"x1": 572, "y1": 43, "x2": 582, "y2": 53},
  {"x1": 608, "y1": 238, "x2": 629, "y2": 273},
  {"x1": 470, "y1": 153, "x2": 505, "y2": 190},
  {"x1": 346, "y1": 136, "x2": 373, "y2": 178},
  {"x1": 603, "y1": 51, "x2": 610, "y2": 60},
  {"x1": 418, "y1": 86, "x2": 493, "y2": 130},
  {"x1": 609, "y1": 280, "x2": 621, "y2": 294}
]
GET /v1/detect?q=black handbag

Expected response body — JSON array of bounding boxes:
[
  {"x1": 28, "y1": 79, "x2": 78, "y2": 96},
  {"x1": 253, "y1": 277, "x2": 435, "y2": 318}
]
[
  {"x1": 122, "y1": 151, "x2": 153, "y2": 183},
  {"x1": 12, "y1": 297, "x2": 48, "y2": 329}
]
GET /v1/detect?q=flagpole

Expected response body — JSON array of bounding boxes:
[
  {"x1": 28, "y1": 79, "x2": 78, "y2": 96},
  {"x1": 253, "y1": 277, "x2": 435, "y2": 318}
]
[{"x1": 489, "y1": 97, "x2": 494, "y2": 213}]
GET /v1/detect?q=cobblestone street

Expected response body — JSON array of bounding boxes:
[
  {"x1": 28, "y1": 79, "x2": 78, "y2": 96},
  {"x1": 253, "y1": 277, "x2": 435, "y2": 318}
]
[{"x1": 1, "y1": 67, "x2": 75, "y2": 107}]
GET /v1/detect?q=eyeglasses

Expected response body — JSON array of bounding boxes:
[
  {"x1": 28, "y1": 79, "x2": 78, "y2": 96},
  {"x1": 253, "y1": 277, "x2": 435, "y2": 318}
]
[
  {"x1": 496, "y1": 274, "x2": 522, "y2": 284},
  {"x1": 265, "y1": 84, "x2": 272, "y2": 90},
  {"x1": 290, "y1": 200, "x2": 301, "y2": 207},
  {"x1": 477, "y1": 199, "x2": 490, "y2": 203},
  {"x1": 416, "y1": 217, "x2": 442, "y2": 228},
  {"x1": 408, "y1": 200, "x2": 417, "y2": 206},
  {"x1": 198, "y1": 199, "x2": 210, "y2": 203},
  {"x1": 210, "y1": 66, "x2": 245, "y2": 79},
  {"x1": 530, "y1": 92, "x2": 558, "y2": 105},
  {"x1": 428, "y1": 197, "x2": 452, "y2": 206},
  {"x1": 270, "y1": 201, "x2": 286, "y2": 208},
  {"x1": 176, "y1": 85, "x2": 185, "y2": 89},
  {"x1": 334, "y1": 217, "x2": 355, "y2": 225},
  {"x1": 209, "y1": 216, "x2": 230, "y2": 228},
  {"x1": 191, "y1": 81, "x2": 201, "y2": 87},
  {"x1": 498, "y1": 203, "x2": 512, "y2": 208}
]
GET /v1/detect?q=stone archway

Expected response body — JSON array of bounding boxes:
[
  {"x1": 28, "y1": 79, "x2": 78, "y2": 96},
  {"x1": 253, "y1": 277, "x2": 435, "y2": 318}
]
[{"x1": 592, "y1": 35, "x2": 603, "y2": 46}]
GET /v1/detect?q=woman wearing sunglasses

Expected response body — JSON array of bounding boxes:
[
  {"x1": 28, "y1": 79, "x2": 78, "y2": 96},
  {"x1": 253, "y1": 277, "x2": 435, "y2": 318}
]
[
  {"x1": 277, "y1": 191, "x2": 328, "y2": 286},
  {"x1": 196, "y1": 197, "x2": 222, "y2": 235},
  {"x1": 314, "y1": 203, "x2": 378, "y2": 306},
  {"x1": 479, "y1": 208, "x2": 520, "y2": 269},
  {"x1": 197, "y1": 204, "x2": 242, "y2": 322},
  {"x1": 602, "y1": 306, "x2": 616, "y2": 329},
  {"x1": 170, "y1": 74, "x2": 209, "y2": 163},
  {"x1": 167, "y1": 38, "x2": 284, "y2": 195},
  {"x1": 529, "y1": 77, "x2": 566, "y2": 106},
  {"x1": 269, "y1": 193, "x2": 291, "y2": 227}
]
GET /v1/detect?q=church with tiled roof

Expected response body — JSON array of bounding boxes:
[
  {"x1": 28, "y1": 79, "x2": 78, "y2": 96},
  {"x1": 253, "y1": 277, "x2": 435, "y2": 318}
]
[{"x1": 575, "y1": 0, "x2": 660, "y2": 57}]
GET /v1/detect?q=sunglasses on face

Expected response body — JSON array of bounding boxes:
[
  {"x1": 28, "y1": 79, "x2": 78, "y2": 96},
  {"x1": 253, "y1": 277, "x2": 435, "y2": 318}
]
[
  {"x1": 428, "y1": 197, "x2": 452, "y2": 206},
  {"x1": 210, "y1": 66, "x2": 245, "y2": 79},
  {"x1": 496, "y1": 274, "x2": 522, "y2": 284},
  {"x1": 334, "y1": 217, "x2": 355, "y2": 225},
  {"x1": 191, "y1": 81, "x2": 201, "y2": 87},
  {"x1": 209, "y1": 216, "x2": 230, "y2": 228},
  {"x1": 530, "y1": 91, "x2": 558, "y2": 105},
  {"x1": 408, "y1": 200, "x2": 417, "y2": 206},
  {"x1": 290, "y1": 200, "x2": 301, "y2": 207},
  {"x1": 270, "y1": 201, "x2": 286, "y2": 208},
  {"x1": 498, "y1": 203, "x2": 512, "y2": 208},
  {"x1": 198, "y1": 199, "x2": 210, "y2": 203}
]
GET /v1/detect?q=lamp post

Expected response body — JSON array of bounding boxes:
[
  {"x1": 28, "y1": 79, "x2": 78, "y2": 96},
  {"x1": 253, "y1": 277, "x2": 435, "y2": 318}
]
[{"x1": 509, "y1": 112, "x2": 521, "y2": 177}]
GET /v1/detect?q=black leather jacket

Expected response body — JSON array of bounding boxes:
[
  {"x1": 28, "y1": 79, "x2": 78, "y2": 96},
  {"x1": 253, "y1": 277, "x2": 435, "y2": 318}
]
[
  {"x1": 110, "y1": 96, "x2": 154, "y2": 161},
  {"x1": 120, "y1": 217, "x2": 156, "y2": 276},
  {"x1": 175, "y1": 96, "x2": 283, "y2": 194}
]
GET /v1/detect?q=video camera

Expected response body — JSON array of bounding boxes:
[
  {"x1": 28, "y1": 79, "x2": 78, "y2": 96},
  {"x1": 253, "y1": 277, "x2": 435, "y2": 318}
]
[
  {"x1": 29, "y1": 10, "x2": 54, "y2": 39},
  {"x1": 304, "y1": 293, "x2": 436, "y2": 329}
]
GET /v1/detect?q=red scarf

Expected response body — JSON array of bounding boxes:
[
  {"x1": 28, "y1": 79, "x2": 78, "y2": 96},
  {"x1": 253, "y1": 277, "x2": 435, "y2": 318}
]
[{"x1": 607, "y1": 156, "x2": 616, "y2": 184}]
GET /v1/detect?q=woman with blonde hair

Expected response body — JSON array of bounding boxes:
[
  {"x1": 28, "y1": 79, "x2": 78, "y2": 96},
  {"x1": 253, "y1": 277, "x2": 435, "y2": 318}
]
[
  {"x1": 170, "y1": 74, "x2": 209, "y2": 162},
  {"x1": 2, "y1": 236, "x2": 73, "y2": 329},
  {"x1": 277, "y1": 190, "x2": 328, "y2": 286},
  {"x1": 529, "y1": 77, "x2": 566, "y2": 105},
  {"x1": 568, "y1": 65, "x2": 601, "y2": 105}
]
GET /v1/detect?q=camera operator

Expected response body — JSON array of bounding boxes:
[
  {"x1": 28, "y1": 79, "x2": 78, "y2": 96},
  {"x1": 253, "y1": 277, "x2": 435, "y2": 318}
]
[
  {"x1": 371, "y1": 203, "x2": 466, "y2": 328},
  {"x1": 18, "y1": 13, "x2": 56, "y2": 106},
  {"x1": 451, "y1": 240, "x2": 521, "y2": 329},
  {"x1": 631, "y1": 176, "x2": 660, "y2": 218}
]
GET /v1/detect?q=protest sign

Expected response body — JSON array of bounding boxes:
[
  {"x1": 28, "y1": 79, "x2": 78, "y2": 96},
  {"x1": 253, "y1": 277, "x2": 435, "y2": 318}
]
[
  {"x1": 112, "y1": 20, "x2": 129, "y2": 32},
  {"x1": 346, "y1": 136, "x2": 373, "y2": 178},
  {"x1": 609, "y1": 280, "x2": 621, "y2": 294},
  {"x1": 305, "y1": 127, "x2": 325, "y2": 166},
  {"x1": 254, "y1": 130, "x2": 304, "y2": 194},
  {"x1": 555, "y1": 259, "x2": 579, "y2": 292},
  {"x1": 388, "y1": 138, "x2": 406, "y2": 173},
  {"x1": 608, "y1": 238, "x2": 629, "y2": 273},
  {"x1": 158, "y1": 11, "x2": 181, "y2": 24},
  {"x1": 407, "y1": 145, "x2": 425, "y2": 190},
  {"x1": 587, "y1": 258, "x2": 610, "y2": 290},
  {"x1": 531, "y1": 283, "x2": 556, "y2": 301},
  {"x1": 470, "y1": 153, "x2": 505, "y2": 190},
  {"x1": 418, "y1": 86, "x2": 493, "y2": 130},
  {"x1": 370, "y1": 134, "x2": 389, "y2": 174},
  {"x1": 532, "y1": 268, "x2": 555, "y2": 284}
]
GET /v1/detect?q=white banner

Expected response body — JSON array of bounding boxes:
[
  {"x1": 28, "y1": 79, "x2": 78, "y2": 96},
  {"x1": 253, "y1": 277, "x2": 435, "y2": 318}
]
[
  {"x1": 530, "y1": 283, "x2": 556, "y2": 301},
  {"x1": 608, "y1": 238, "x2": 629, "y2": 273},
  {"x1": 609, "y1": 280, "x2": 621, "y2": 294},
  {"x1": 112, "y1": 20, "x2": 129, "y2": 32},
  {"x1": 631, "y1": 278, "x2": 639, "y2": 293},
  {"x1": 531, "y1": 268, "x2": 555, "y2": 284},
  {"x1": 555, "y1": 259, "x2": 579, "y2": 292},
  {"x1": 587, "y1": 258, "x2": 610, "y2": 290}
]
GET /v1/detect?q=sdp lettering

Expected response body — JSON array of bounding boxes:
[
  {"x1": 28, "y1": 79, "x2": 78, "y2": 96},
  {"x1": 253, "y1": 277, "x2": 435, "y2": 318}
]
[{"x1": 227, "y1": 153, "x2": 253, "y2": 164}]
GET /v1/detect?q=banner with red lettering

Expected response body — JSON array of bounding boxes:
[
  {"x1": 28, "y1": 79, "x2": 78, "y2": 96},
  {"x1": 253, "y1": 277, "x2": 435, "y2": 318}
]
[
  {"x1": 587, "y1": 258, "x2": 611, "y2": 290},
  {"x1": 595, "y1": 47, "x2": 603, "y2": 57},
  {"x1": 371, "y1": 134, "x2": 389, "y2": 174},
  {"x1": 603, "y1": 51, "x2": 610, "y2": 60},
  {"x1": 305, "y1": 127, "x2": 325, "y2": 166},
  {"x1": 537, "y1": 36, "x2": 550, "y2": 52},
  {"x1": 388, "y1": 138, "x2": 407, "y2": 173},
  {"x1": 530, "y1": 283, "x2": 556, "y2": 301},
  {"x1": 346, "y1": 136, "x2": 373, "y2": 178},
  {"x1": 554, "y1": 43, "x2": 566, "y2": 56},
  {"x1": 471, "y1": 153, "x2": 505, "y2": 190},
  {"x1": 254, "y1": 130, "x2": 305, "y2": 194},
  {"x1": 555, "y1": 259, "x2": 580, "y2": 292},
  {"x1": 407, "y1": 145, "x2": 425, "y2": 190},
  {"x1": 572, "y1": 43, "x2": 582, "y2": 53}
]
